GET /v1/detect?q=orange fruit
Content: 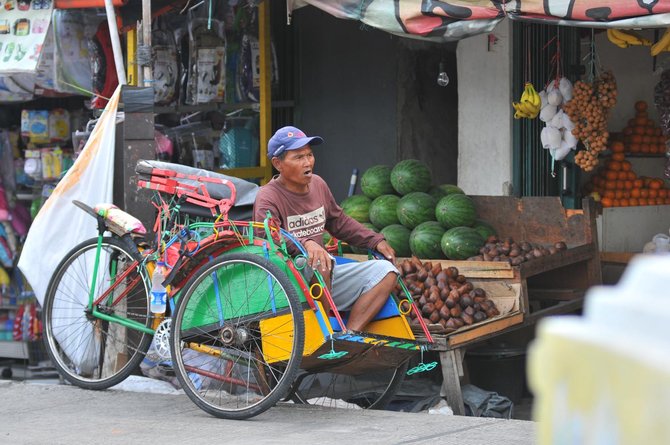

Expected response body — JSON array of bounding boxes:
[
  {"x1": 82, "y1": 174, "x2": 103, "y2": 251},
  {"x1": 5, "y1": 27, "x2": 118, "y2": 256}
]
[
  {"x1": 640, "y1": 189, "x2": 649, "y2": 198},
  {"x1": 629, "y1": 197, "x2": 639, "y2": 206},
  {"x1": 601, "y1": 197, "x2": 613, "y2": 207},
  {"x1": 635, "y1": 101, "x2": 648, "y2": 112},
  {"x1": 611, "y1": 141, "x2": 625, "y2": 153}
]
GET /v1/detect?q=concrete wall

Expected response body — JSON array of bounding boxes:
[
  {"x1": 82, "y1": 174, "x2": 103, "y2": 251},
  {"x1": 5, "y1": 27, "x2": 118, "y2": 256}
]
[
  {"x1": 291, "y1": 7, "x2": 460, "y2": 202},
  {"x1": 292, "y1": 7, "x2": 398, "y2": 201},
  {"x1": 456, "y1": 20, "x2": 513, "y2": 196}
]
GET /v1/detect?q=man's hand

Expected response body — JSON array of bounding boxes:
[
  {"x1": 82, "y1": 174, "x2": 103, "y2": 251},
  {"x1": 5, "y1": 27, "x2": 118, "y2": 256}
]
[
  {"x1": 375, "y1": 240, "x2": 396, "y2": 264},
  {"x1": 304, "y1": 239, "x2": 332, "y2": 275}
]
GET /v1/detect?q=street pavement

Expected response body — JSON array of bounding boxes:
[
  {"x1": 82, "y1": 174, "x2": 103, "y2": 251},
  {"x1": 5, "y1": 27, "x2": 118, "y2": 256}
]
[{"x1": 0, "y1": 379, "x2": 536, "y2": 445}]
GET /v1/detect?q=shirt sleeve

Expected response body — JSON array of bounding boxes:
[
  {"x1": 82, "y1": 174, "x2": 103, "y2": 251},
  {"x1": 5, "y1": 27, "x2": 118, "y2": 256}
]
[
  {"x1": 253, "y1": 187, "x2": 302, "y2": 256},
  {"x1": 322, "y1": 183, "x2": 385, "y2": 251}
]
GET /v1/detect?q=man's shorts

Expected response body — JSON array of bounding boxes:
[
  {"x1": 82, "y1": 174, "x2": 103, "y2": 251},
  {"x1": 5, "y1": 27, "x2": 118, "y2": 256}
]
[{"x1": 329, "y1": 260, "x2": 399, "y2": 311}]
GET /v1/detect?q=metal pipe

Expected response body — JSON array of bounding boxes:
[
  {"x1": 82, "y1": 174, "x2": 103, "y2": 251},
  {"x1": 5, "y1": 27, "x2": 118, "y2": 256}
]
[{"x1": 104, "y1": 0, "x2": 127, "y2": 86}]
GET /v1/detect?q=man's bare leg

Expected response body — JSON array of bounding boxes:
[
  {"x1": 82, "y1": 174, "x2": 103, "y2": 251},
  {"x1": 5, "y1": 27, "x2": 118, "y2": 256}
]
[{"x1": 345, "y1": 273, "x2": 397, "y2": 332}]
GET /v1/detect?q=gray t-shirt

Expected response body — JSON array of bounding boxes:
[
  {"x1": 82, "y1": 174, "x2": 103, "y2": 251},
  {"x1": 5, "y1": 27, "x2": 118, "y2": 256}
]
[{"x1": 253, "y1": 174, "x2": 385, "y2": 252}]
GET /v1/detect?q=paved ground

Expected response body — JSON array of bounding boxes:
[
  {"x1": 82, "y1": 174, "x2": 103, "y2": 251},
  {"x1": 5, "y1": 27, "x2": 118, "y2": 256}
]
[{"x1": 0, "y1": 380, "x2": 536, "y2": 445}]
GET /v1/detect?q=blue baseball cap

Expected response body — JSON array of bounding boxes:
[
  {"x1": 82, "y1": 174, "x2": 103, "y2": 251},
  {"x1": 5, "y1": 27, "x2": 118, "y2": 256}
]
[{"x1": 268, "y1": 126, "x2": 323, "y2": 158}]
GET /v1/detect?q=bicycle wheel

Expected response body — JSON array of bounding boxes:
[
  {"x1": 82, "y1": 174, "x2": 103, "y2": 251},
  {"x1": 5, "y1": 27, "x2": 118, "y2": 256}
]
[
  {"x1": 290, "y1": 361, "x2": 408, "y2": 410},
  {"x1": 42, "y1": 236, "x2": 152, "y2": 390},
  {"x1": 170, "y1": 252, "x2": 305, "y2": 420}
]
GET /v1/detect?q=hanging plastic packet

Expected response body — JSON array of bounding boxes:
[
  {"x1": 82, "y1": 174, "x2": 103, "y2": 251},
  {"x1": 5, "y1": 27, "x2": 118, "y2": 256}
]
[
  {"x1": 23, "y1": 149, "x2": 42, "y2": 181},
  {"x1": 218, "y1": 114, "x2": 259, "y2": 169},
  {"x1": 41, "y1": 147, "x2": 63, "y2": 181},
  {"x1": 152, "y1": 21, "x2": 179, "y2": 105},
  {"x1": 20, "y1": 110, "x2": 49, "y2": 145},
  {"x1": 186, "y1": 17, "x2": 226, "y2": 105},
  {"x1": 52, "y1": 10, "x2": 97, "y2": 96},
  {"x1": 236, "y1": 33, "x2": 278, "y2": 102},
  {"x1": 49, "y1": 109, "x2": 71, "y2": 143}
]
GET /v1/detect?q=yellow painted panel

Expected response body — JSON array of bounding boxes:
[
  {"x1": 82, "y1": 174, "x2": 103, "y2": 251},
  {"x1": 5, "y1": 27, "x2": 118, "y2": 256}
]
[
  {"x1": 365, "y1": 315, "x2": 415, "y2": 341},
  {"x1": 260, "y1": 304, "x2": 330, "y2": 363}
]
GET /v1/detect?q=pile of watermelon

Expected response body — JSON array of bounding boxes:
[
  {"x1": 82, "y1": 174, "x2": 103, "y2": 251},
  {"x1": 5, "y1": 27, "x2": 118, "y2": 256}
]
[{"x1": 336, "y1": 160, "x2": 497, "y2": 260}]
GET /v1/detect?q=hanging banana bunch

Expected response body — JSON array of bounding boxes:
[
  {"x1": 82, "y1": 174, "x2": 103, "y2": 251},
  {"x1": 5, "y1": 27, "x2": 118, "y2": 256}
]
[
  {"x1": 512, "y1": 82, "x2": 541, "y2": 119},
  {"x1": 651, "y1": 28, "x2": 670, "y2": 57},
  {"x1": 606, "y1": 28, "x2": 652, "y2": 49}
]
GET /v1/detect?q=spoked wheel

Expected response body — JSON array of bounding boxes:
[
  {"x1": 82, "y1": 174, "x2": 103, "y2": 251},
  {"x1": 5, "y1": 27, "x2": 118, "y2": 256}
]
[
  {"x1": 290, "y1": 361, "x2": 408, "y2": 410},
  {"x1": 170, "y1": 252, "x2": 305, "y2": 420},
  {"x1": 42, "y1": 237, "x2": 152, "y2": 389}
]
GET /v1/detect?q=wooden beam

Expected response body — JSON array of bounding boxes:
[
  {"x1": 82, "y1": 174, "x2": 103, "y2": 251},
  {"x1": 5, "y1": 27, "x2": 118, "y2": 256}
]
[
  {"x1": 600, "y1": 251, "x2": 637, "y2": 264},
  {"x1": 258, "y1": 1, "x2": 273, "y2": 184},
  {"x1": 447, "y1": 313, "x2": 524, "y2": 348}
]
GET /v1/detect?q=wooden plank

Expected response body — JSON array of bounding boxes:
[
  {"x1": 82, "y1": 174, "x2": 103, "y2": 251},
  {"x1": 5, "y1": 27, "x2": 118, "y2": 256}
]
[
  {"x1": 600, "y1": 251, "x2": 637, "y2": 264},
  {"x1": 470, "y1": 196, "x2": 591, "y2": 246},
  {"x1": 527, "y1": 288, "x2": 585, "y2": 301},
  {"x1": 439, "y1": 349, "x2": 465, "y2": 415},
  {"x1": 518, "y1": 243, "x2": 594, "y2": 278},
  {"x1": 523, "y1": 299, "x2": 584, "y2": 325},
  {"x1": 343, "y1": 254, "x2": 514, "y2": 279},
  {"x1": 447, "y1": 313, "x2": 524, "y2": 348}
]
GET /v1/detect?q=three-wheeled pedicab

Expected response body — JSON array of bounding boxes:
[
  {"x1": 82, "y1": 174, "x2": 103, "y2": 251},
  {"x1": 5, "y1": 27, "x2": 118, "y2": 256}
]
[{"x1": 42, "y1": 160, "x2": 434, "y2": 420}]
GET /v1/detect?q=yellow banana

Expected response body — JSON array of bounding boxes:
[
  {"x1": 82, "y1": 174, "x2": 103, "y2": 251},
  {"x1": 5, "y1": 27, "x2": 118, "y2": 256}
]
[
  {"x1": 526, "y1": 83, "x2": 541, "y2": 108},
  {"x1": 607, "y1": 29, "x2": 628, "y2": 48},
  {"x1": 520, "y1": 85, "x2": 530, "y2": 104},
  {"x1": 514, "y1": 109, "x2": 528, "y2": 120},
  {"x1": 512, "y1": 102, "x2": 529, "y2": 119},
  {"x1": 611, "y1": 29, "x2": 649, "y2": 46},
  {"x1": 651, "y1": 27, "x2": 670, "y2": 57},
  {"x1": 518, "y1": 101, "x2": 537, "y2": 116}
]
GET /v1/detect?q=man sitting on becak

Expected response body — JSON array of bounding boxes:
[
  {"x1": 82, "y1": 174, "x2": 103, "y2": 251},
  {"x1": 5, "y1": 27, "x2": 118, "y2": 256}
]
[{"x1": 253, "y1": 126, "x2": 398, "y2": 333}]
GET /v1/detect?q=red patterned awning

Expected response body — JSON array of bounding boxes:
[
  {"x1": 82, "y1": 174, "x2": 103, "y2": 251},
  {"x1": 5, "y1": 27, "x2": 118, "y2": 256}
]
[{"x1": 288, "y1": 1, "x2": 670, "y2": 41}]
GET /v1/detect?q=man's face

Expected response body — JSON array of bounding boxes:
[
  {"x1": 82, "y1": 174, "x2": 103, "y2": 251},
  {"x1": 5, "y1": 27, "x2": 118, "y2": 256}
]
[{"x1": 274, "y1": 145, "x2": 315, "y2": 188}]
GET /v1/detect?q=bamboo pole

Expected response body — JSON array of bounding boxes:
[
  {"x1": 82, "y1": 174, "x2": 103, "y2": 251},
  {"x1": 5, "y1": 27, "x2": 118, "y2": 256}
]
[
  {"x1": 142, "y1": 0, "x2": 153, "y2": 86},
  {"x1": 258, "y1": 1, "x2": 272, "y2": 184},
  {"x1": 103, "y1": 0, "x2": 127, "y2": 86}
]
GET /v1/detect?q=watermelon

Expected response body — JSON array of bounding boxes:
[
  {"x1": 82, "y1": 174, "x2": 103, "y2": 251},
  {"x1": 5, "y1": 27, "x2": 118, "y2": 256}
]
[
  {"x1": 435, "y1": 194, "x2": 477, "y2": 229},
  {"x1": 380, "y1": 224, "x2": 411, "y2": 257},
  {"x1": 441, "y1": 227, "x2": 485, "y2": 260},
  {"x1": 473, "y1": 219, "x2": 497, "y2": 240},
  {"x1": 396, "y1": 192, "x2": 436, "y2": 229},
  {"x1": 350, "y1": 223, "x2": 378, "y2": 254},
  {"x1": 341, "y1": 194, "x2": 372, "y2": 223},
  {"x1": 429, "y1": 183, "x2": 465, "y2": 201},
  {"x1": 390, "y1": 159, "x2": 432, "y2": 195},
  {"x1": 369, "y1": 194, "x2": 401, "y2": 229},
  {"x1": 409, "y1": 221, "x2": 446, "y2": 259},
  {"x1": 360, "y1": 165, "x2": 394, "y2": 199}
]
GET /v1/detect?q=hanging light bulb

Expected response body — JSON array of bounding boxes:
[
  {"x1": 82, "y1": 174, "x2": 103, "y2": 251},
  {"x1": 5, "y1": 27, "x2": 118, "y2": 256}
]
[{"x1": 437, "y1": 61, "x2": 449, "y2": 87}]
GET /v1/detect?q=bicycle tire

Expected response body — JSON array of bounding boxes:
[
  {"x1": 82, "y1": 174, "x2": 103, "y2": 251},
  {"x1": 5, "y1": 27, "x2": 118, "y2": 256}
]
[
  {"x1": 290, "y1": 361, "x2": 408, "y2": 410},
  {"x1": 170, "y1": 252, "x2": 305, "y2": 420},
  {"x1": 42, "y1": 236, "x2": 152, "y2": 390}
]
